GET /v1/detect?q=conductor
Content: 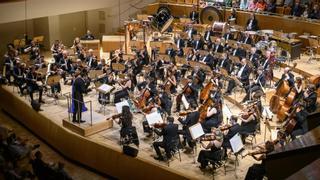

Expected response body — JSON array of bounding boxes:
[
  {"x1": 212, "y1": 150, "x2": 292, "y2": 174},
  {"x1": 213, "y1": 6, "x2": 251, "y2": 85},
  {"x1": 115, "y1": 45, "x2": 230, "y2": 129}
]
[{"x1": 71, "y1": 69, "x2": 87, "y2": 123}]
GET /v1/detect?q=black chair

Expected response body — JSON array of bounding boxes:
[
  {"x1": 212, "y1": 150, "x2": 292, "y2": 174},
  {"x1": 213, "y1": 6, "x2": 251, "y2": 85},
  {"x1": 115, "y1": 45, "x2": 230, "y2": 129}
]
[
  {"x1": 204, "y1": 148, "x2": 227, "y2": 176},
  {"x1": 120, "y1": 126, "x2": 139, "y2": 147},
  {"x1": 166, "y1": 138, "x2": 182, "y2": 167}
]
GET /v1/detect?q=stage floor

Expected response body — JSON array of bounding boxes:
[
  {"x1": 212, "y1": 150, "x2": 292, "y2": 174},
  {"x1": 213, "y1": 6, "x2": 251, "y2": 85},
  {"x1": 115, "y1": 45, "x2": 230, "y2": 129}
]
[{"x1": 4, "y1": 52, "x2": 319, "y2": 179}]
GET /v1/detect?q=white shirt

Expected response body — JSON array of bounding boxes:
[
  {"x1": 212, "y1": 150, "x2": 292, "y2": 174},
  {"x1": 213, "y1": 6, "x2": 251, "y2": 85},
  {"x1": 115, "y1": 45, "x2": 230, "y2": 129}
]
[{"x1": 237, "y1": 64, "x2": 246, "y2": 78}]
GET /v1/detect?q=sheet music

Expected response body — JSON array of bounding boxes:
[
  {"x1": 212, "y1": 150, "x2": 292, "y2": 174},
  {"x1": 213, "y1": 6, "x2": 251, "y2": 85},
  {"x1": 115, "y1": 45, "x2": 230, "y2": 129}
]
[
  {"x1": 262, "y1": 106, "x2": 273, "y2": 119},
  {"x1": 223, "y1": 104, "x2": 233, "y2": 120},
  {"x1": 115, "y1": 100, "x2": 130, "y2": 113},
  {"x1": 98, "y1": 84, "x2": 114, "y2": 94},
  {"x1": 189, "y1": 123, "x2": 205, "y2": 140},
  {"x1": 145, "y1": 111, "x2": 163, "y2": 125},
  {"x1": 181, "y1": 95, "x2": 190, "y2": 110},
  {"x1": 230, "y1": 133, "x2": 244, "y2": 153},
  {"x1": 271, "y1": 129, "x2": 278, "y2": 141}
]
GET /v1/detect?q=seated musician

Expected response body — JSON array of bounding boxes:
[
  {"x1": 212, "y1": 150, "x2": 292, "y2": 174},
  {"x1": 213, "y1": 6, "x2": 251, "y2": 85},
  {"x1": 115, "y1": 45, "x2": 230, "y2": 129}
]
[
  {"x1": 153, "y1": 117, "x2": 179, "y2": 161},
  {"x1": 139, "y1": 45, "x2": 150, "y2": 65},
  {"x1": 289, "y1": 103, "x2": 309, "y2": 140},
  {"x1": 240, "y1": 32, "x2": 253, "y2": 45},
  {"x1": 114, "y1": 75, "x2": 133, "y2": 104},
  {"x1": 96, "y1": 58, "x2": 106, "y2": 70},
  {"x1": 158, "y1": 87, "x2": 173, "y2": 116},
  {"x1": 219, "y1": 53, "x2": 232, "y2": 74},
  {"x1": 46, "y1": 60, "x2": 61, "y2": 98},
  {"x1": 13, "y1": 61, "x2": 26, "y2": 95},
  {"x1": 231, "y1": 43, "x2": 247, "y2": 59},
  {"x1": 201, "y1": 51, "x2": 214, "y2": 68},
  {"x1": 274, "y1": 67, "x2": 294, "y2": 88},
  {"x1": 228, "y1": 8, "x2": 237, "y2": 24},
  {"x1": 193, "y1": 36, "x2": 204, "y2": 51},
  {"x1": 82, "y1": 30, "x2": 95, "y2": 40},
  {"x1": 224, "y1": 28, "x2": 234, "y2": 42},
  {"x1": 174, "y1": 34, "x2": 185, "y2": 57},
  {"x1": 3, "y1": 52, "x2": 15, "y2": 85},
  {"x1": 175, "y1": 81, "x2": 198, "y2": 112},
  {"x1": 242, "y1": 67, "x2": 266, "y2": 103},
  {"x1": 202, "y1": 88, "x2": 223, "y2": 133},
  {"x1": 51, "y1": 40, "x2": 63, "y2": 63},
  {"x1": 303, "y1": 84, "x2": 318, "y2": 113},
  {"x1": 198, "y1": 128, "x2": 224, "y2": 170},
  {"x1": 26, "y1": 66, "x2": 44, "y2": 103},
  {"x1": 244, "y1": 141, "x2": 275, "y2": 180},
  {"x1": 204, "y1": 26, "x2": 214, "y2": 50},
  {"x1": 185, "y1": 24, "x2": 197, "y2": 46},
  {"x1": 238, "y1": 105, "x2": 259, "y2": 139},
  {"x1": 212, "y1": 38, "x2": 224, "y2": 53},
  {"x1": 225, "y1": 58, "x2": 251, "y2": 95},
  {"x1": 58, "y1": 50, "x2": 71, "y2": 82},
  {"x1": 112, "y1": 105, "x2": 139, "y2": 146},
  {"x1": 34, "y1": 55, "x2": 47, "y2": 69},
  {"x1": 191, "y1": 66, "x2": 206, "y2": 89},
  {"x1": 165, "y1": 43, "x2": 176, "y2": 62},
  {"x1": 248, "y1": 47, "x2": 262, "y2": 69},
  {"x1": 246, "y1": 13, "x2": 259, "y2": 31},
  {"x1": 178, "y1": 110, "x2": 200, "y2": 151},
  {"x1": 25, "y1": 41, "x2": 40, "y2": 61},
  {"x1": 189, "y1": 5, "x2": 199, "y2": 23}
]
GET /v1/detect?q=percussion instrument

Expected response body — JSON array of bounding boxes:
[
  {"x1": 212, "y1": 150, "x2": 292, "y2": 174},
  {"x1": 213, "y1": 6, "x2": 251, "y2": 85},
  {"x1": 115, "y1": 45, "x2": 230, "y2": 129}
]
[
  {"x1": 200, "y1": 6, "x2": 223, "y2": 25},
  {"x1": 212, "y1": 22, "x2": 228, "y2": 34},
  {"x1": 151, "y1": 8, "x2": 174, "y2": 33}
]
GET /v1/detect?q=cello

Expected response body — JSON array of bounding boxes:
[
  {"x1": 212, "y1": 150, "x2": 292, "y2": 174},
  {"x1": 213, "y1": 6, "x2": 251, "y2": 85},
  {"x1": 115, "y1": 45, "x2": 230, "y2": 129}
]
[
  {"x1": 198, "y1": 98, "x2": 215, "y2": 123},
  {"x1": 200, "y1": 79, "x2": 215, "y2": 103}
]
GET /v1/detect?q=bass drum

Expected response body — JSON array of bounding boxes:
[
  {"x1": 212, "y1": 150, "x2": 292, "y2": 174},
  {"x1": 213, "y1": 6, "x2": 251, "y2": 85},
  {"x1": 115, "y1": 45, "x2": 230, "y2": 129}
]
[
  {"x1": 200, "y1": 6, "x2": 223, "y2": 25},
  {"x1": 152, "y1": 7, "x2": 174, "y2": 33}
]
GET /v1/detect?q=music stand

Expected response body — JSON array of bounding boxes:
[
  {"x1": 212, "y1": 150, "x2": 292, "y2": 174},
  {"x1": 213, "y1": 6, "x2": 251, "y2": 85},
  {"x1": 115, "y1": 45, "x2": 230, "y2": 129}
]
[
  {"x1": 115, "y1": 100, "x2": 130, "y2": 113},
  {"x1": 229, "y1": 55, "x2": 240, "y2": 64},
  {"x1": 47, "y1": 75, "x2": 61, "y2": 86},
  {"x1": 112, "y1": 63, "x2": 126, "y2": 71},
  {"x1": 189, "y1": 123, "x2": 205, "y2": 163},
  {"x1": 88, "y1": 70, "x2": 103, "y2": 80},
  {"x1": 146, "y1": 111, "x2": 163, "y2": 126},
  {"x1": 230, "y1": 133, "x2": 245, "y2": 177}
]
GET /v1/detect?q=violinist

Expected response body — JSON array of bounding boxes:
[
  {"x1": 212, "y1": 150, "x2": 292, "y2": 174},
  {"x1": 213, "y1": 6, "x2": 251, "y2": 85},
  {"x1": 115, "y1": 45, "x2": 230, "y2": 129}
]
[
  {"x1": 244, "y1": 141, "x2": 274, "y2": 180},
  {"x1": 242, "y1": 67, "x2": 266, "y2": 103},
  {"x1": 46, "y1": 60, "x2": 61, "y2": 98},
  {"x1": 26, "y1": 66, "x2": 44, "y2": 103},
  {"x1": 158, "y1": 86, "x2": 173, "y2": 116},
  {"x1": 178, "y1": 111, "x2": 200, "y2": 152},
  {"x1": 153, "y1": 117, "x2": 179, "y2": 161},
  {"x1": 198, "y1": 128, "x2": 224, "y2": 170},
  {"x1": 51, "y1": 40, "x2": 63, "y2": 63},
  {"x1": 25, "y1": 41, "x2": 40, "y2": 61},
  {"x1": 303, "y1": 84, "x2": 318, "y2": 113},
  {"x1": 238, "y1": 104, "x2": 259, "y2": 140},
  {"x1": 71, "y1": 37, "x2": 83, "y2": 60},
  {"x1": 113, "y1": 75, "x2": 132, "y2": 103}
]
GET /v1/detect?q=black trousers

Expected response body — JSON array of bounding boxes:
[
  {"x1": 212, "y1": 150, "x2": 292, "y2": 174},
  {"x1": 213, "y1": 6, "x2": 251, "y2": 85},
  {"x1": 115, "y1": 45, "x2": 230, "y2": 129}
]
[
  {"x1": 245, "y1": 163, "x2": 266, "y2": 180},
  {"x1": 197, "y1": 149, "x2": 222, "y2": 168},
  {"x1": 72, "y1": 100, "x2": 82, "y2": 122},
  {"x1": 153, "y1": 141, "x2": 171, "y2": 159},
  {"x1": 28, "y1": 85, "x2": 43, "y2": 102}
]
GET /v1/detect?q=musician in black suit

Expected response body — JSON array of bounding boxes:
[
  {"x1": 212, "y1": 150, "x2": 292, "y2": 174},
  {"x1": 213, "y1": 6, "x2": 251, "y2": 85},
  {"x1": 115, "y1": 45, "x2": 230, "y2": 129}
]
[
  {"x1": 303, "y1": 84, "x2": 318, "y2": 113},
  {"x1": 71, "y1": 69, "x2": 87, "y2": 123},
  {"x1": 82, "y1": 30, "x2": 95, "y2": 40},
  {"x1": 212, "y1": 39, "x2": 224, "y2": 53},
  {"x1": 191, "y1": 66, "x2": 206, "y2": 87},
  {"x1": 26, "y1": 66, "x2": 44, "y2": 103},
  {"x1": 185, "y1": 25, "x2": 197, "y2": 46},
  {"x1": 242, "y1": 67, "x2": 266, "y2": 102},
  {"x1": 249, "y1": 47, "x2": 262, "y2": 69},
  {"x1": 275, "y1": 67, "x2": 295, "y2": 87},
  {"x1": 219, "y1": 53, "x2": 232, "y2": 74},
  {"x1": 290, "y1": 103, "x2": 308, "y2": 139},
  {"x1": 246, "y1": 13, "x2": 259, "y2": 31},
  {"x1": 240, "y1": 33, "x2": 253, "y2": 45},
  {"x1": 4, "y1": 54, "x2": 15, "y2": 85},
  {"x1": 225, "y1": 58, "x2": 251, "y2": 95},
  {"x1": 201, "y1": 52, "x2": 214, "y2": 68},
  {"x1": 175, "y1": 35, "x2": 185, "y2": 57},
  {"x1": 13, "y1": 61, "x2": 26, "y2": 95},
  {"x1": 179, "y1": 111, "x2": 200, "y2": 150},
  {"x1": 189, "y1": 5, "x2": 199, "y2": 23},
  {"x1": 193, "y1": 37, "x2": 204, "y2": 50},
  {"x1": 175, "y1": 82, "x2": 199, "y2": 112},
  {"x1": 153, "y1": 117, "x2": 179, "y2": 161},
  {"x1": 165, "y1": 43, "x2": 176, "y2": 64},
  {"x1": 204, "y1": 26, "x2": 214, "y2": 50},
  {"x1": 232, "y1": 43, "x2": 247, "y2": 59}
]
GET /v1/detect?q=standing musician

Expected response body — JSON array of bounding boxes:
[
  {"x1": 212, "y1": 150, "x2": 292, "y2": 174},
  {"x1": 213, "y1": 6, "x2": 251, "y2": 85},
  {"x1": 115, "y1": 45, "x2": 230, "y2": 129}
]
[
  {"x1": 189, "y1": 5, "x2": 199, "y2": 23},
  {"x1": 139, "y1": 46, "x2": 150, "y2": 66},
  {"x1": 70, "y1": 69, "x2": 87, "y2": 123},
  {"x1": 197, "y1": 128, "x2": 224, "y2": 170},
  {"x1": 178, "y1": 111, "x2": 200, "y2": 152},
  {"x1": 242, "y1": 67, "x2": 266, "y2": 103},
  {"x1": 244, "y1": 141, "x2": 275, "y2": 180},
  {"x1": 153, "y1": 117, "x2": 179, "y2": 161},
  {"x1": 303, "y1": 84, "x2": 318, "y2": 113},
  {"x1": 26, "y1": 66, "x2": 44, "y2": 103},
  {"x1": 225, "y1": 58, "x2": 251, "y2": 95}
]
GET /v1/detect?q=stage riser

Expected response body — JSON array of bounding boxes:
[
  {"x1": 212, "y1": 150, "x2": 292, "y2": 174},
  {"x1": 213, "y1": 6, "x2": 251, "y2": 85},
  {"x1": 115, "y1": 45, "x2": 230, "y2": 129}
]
[{"x1": 0, "y1": 86, "x2": 191, "y2": 180}]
